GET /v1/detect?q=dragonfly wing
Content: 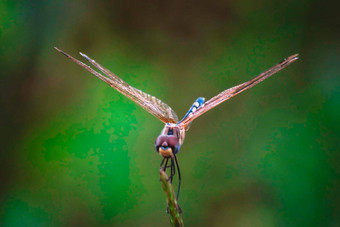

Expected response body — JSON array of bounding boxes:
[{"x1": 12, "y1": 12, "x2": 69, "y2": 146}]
[
  {"x1": 178, "y1": 54, "x2": 299, "y2": 127},
  {"x1": 55, "y1": 47, "x2": 179, "y2": 123}
]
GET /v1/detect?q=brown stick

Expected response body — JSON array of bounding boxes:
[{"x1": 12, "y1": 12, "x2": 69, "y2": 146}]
[{"x1": 160, "y1": 169, "x2": 183, "y2": 226}]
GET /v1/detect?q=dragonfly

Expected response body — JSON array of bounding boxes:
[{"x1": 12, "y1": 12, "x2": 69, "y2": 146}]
[{"x1": 55, "y1": 47, "x2": 298, "y2": 201}]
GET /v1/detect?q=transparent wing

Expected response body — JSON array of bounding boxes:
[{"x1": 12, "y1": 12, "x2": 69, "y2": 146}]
[
  {"x1": 55, "y1": 47, "x2": 179, "y2": 123},
  {"x1": 178, "y1": 54, "x2": 299, "y2": 127}
]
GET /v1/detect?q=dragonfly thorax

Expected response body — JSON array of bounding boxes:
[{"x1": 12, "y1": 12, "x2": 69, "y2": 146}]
[{"x1": 155, "y1": 124, "x2": 185, "y2": 157}]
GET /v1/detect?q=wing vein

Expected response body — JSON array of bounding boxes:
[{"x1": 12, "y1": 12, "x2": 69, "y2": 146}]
[
  {"x1": 55, "y1": 47, "x2": 179, "y2": 123},
  {"x1": 178, "y1": 54, "x2": 299, "y2": 126}
]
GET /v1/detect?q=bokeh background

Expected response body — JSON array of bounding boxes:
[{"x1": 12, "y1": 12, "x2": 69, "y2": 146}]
[{"x1": 1, "y1": 0, "x2": 339, "y2": 226}]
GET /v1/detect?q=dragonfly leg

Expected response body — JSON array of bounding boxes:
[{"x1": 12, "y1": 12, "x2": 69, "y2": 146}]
[
  {"x1": 163, "y1": 158, "x2": 169, "y2": 171},
  {"x1": 174, "y1": 154, "x2": 181, "y2": 201},
  {"x1": 160, "y1": 157, "x2": 166, "y2": 168},
  {"x1": 161, "y1": 155, "x2": 182, "y2": 213},
  {"x1": 169, "y1": 158, "x2": 177, "y2": 183},
  {"x1": 160, "y1": 157, "x2": 170, "y2": 170},
  {"x1": 169, "y1": 158, "x2": 173, "y2": 183},
  {"x1": 160, "y1": 155, "x2": 181, "y2": 203}
]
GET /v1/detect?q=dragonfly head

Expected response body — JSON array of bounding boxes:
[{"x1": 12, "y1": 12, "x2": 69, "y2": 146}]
[{"x1": 155, "y1": 125, "x2": 182, "y2": 157}]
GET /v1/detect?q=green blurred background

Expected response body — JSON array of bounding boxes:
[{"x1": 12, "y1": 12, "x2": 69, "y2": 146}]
[{"x1": 1, "y1": 0, "x2": 339, "y2": 226}]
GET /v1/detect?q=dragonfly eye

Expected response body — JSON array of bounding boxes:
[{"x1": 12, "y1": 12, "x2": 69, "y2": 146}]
[
  {"x1": 167, "y1": 135, "x2": 179, "y2": 147},
  {"x1": 155, "y1": 135, "x2": 179, "y2": 151}
]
